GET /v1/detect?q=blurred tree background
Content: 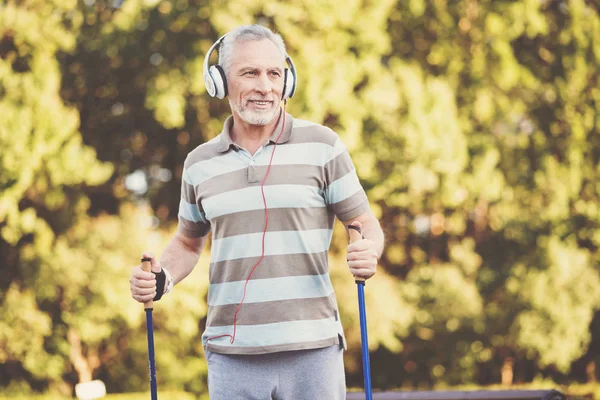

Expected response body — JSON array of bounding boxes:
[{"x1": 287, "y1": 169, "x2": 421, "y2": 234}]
[{"x1": 1, "y1": 0, "x2": 600, "y2": 397}]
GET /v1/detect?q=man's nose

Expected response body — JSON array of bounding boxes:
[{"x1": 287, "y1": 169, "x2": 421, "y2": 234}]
[{"x1": 255, "y1": 73, "x2": 272, "y2": 94}]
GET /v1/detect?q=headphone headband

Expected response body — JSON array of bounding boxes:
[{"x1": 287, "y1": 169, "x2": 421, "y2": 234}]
[{"x1": 203, "y1": 33, "x2": 297, "y2": 100}]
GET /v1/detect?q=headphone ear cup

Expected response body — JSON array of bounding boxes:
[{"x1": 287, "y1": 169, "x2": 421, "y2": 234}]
[
  {"x1": 282, "y1": 68, "x2": 296, "y2": 100},
  {"x1": 203, "y1": 69, "x2": 217, "y2": 98},
  {"x1": 209, "y1": 65, "x2": 228, "y2": 99}
]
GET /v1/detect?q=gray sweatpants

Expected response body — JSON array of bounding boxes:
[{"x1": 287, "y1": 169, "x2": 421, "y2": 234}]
[{"x1": 205, "y1": 345, "x2": 346, "y2": 400}]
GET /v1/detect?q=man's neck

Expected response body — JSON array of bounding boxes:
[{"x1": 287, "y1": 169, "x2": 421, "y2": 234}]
[{"x1": 230, "y1": 109, "x2": 281, "y2": 155}]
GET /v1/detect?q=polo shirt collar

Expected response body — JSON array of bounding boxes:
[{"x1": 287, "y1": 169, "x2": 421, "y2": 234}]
[{"x1": 216, "y1": 108, "x2": 293, "y2": 153}]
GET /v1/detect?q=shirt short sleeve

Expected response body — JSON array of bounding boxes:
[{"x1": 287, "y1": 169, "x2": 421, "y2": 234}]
[
  {"x1": 324, "y1": 138, "x2": 370, "y2": 221},
  {"x1": 177, "y1": 161, "x2": 211, "y2": 237}
]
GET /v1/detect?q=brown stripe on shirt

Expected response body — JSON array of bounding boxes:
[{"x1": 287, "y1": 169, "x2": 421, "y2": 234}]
[
  {"x1": 196, "y1": 164, "x2": 327, "y2": 200},
  {"x1": 330, "y1": 190, "x2": 370, "y2": 221},
  {"x1": 207, "y1": 293, "x2": 339, "y2": 326},
  {"x1": 208, "y1": 251, "x2": 329, "y2": 284},
  {"x1": 210, "y1": 207, "x2": 334, "y2": 239},
  {"x1": 289, "y1": 124, "x2": 339, "y2": 147},
  {"x1": 181, "y1": 179, "x2": 196, "y2": 203},
  {"x1": 184, "y1": 136, "x2": 226, "y2": 167},
  {"x1": 178, "y1": 216, "x2": 210, "y2": 237},
  {"x1": 324, "y1": 151, "x2": 357, "y2": 185}
]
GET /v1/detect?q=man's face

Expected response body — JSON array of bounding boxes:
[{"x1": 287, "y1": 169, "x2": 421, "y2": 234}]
[{"x1": 227, "y1": 39, "x2": 285, "y2": 126}]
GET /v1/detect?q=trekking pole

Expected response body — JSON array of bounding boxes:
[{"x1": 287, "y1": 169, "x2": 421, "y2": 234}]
[
  {"x1": 141, "y1": 257, "x2": 158, "y2": 400},
  {"x1": 348, "y1": 225, "x2": 373, "y2": 400}
]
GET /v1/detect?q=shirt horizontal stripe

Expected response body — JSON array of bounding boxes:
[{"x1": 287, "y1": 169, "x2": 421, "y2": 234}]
[
  {"x1": 203, "y1": 185, "x2": 326, "y2": 220},
  {"x1": 207, "y1": 294, "x2": 338, "y2": 326},
  {"x1": 209, "y1": 251, "x2": 330, "y2": 284},
  {"x1": 211, "y1": 207, "x2": 334, "y2": 239},
  {"x1": 181, "y1": 175, "x2": 196, "y2": 204},
  {"x1": 330, "y1": 191, "x2": 370, "y2": 221},
  {"x1": 178, "y1": 199, "x2": 203, "y2": 223},
  {"x1": 210, "y1": 229, "x2": 333, "y2": 263},
  {"x1": 324, "y1": 150, "x2": 355, "y2": 184},
  {"x1": 326, "y1": 170, "x2": 364, "y2": 205},
  {"x1": 253, "y1": 142, "x2": 333, "y2": 167},
  {"x1": 289, "y1": 124, "x2": 338, "y2": 146},
  {"x1": 207, "y1": 273, "x2": 334, "y2": 306},
  {"x1": 194, "y1": 164, "x2": 326, "y2": 201},
  {"x1": 185, "y1": 151, "x2": 247, "y2": 186},
  {"x1": 177, "y1": 216, "x2": 210, "y2": 238},
  {"x1": 203, "y1": 317, "x2": 339, "y2": 347}
]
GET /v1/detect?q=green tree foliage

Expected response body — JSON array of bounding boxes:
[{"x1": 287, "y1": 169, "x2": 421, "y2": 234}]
[
  {"x1": 356, "y1": 0, "x2": 600, "y2": 387},
  {"x1": 2, "y1": 0, "x2": 600, "y2": 396},
  {"x1": 0, "y1": 0, "x2": 111, "y2": 393}
]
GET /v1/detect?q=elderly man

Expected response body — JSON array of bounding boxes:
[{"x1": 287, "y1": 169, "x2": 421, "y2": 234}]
[{"x1": 130, "y1": 24, "x2": 384, "y2": 400}]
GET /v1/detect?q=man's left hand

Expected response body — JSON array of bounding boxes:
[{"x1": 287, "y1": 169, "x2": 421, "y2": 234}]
[{"x1": 346, "y1": 221, "x2": 378, "y2": 280}]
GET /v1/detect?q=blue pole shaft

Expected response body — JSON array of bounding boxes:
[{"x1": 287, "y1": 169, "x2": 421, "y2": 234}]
[
  {"x1": 145, "y1": 309, "x2": 158, "y2": 400},
  {"x1": 357, "y1": 281, "x2": 372, "y2": 400}
]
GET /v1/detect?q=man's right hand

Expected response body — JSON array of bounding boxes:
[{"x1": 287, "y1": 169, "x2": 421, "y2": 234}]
[{"x1": 130, "y1": 253, "x2": 161, "y2": 303}]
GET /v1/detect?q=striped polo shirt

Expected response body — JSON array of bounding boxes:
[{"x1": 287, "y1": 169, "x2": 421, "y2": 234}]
[{"x1": 177, "y1": 109, "x2": 370, "y2": 355}]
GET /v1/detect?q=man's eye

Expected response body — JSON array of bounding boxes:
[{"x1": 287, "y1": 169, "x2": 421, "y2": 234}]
[{"x1": 244, "y1": 71, "x2": 257, "y2": 76}]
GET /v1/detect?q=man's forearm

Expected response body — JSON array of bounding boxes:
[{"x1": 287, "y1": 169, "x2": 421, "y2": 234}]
[{"x1": 160, "y1": 233, "x2": 206, "y2": 285}]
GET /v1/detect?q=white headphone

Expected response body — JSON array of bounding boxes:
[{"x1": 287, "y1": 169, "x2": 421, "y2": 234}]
[{"x1": 203, "y1": 34, "x2": 297, "y2": 101}]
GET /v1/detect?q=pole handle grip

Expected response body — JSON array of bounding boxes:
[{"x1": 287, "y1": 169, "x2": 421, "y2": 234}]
[
  {"x1": 141, "y1": 257, "x2": 153, "y2": 309},
  {"x1": 348, "y1": 225, "x2": 366, "y2": 283}
]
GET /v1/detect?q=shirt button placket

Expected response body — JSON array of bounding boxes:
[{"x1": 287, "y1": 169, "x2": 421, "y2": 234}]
[{"x1": 247, "y1": 158, "x2": 259, "y2": 183}]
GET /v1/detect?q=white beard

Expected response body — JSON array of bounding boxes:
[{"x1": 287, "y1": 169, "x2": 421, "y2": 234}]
[{"x1": 230, "y1": 98, "x2": 280, "y2": 126}]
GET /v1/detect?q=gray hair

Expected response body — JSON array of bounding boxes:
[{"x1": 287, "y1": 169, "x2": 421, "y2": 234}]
[{"x1": 218, "y1": 25, "x2": 287, "y2": 77}]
